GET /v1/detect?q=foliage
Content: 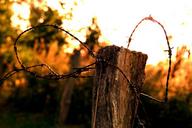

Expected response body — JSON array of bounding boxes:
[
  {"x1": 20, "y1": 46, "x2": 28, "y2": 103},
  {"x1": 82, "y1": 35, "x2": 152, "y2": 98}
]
[
  {"x1": 0, "y1": 1, "x2": 72, "y2": 108},
  {"x1": 140, "y1": 45, "x2": 192, "y2": 127},
  {"x1": 0, "y1": 1, "x2": 103, "y2": 127},
  {"x1": 0, "y1": 0, "x2": 17, "y2": 44},
  {"x1": 143, "y1": 46, "x2": 192, "y2": 100},
  {"x1": 85, "y1": 17, "x2": 101, "y2": 50},
  {"x1": 28, "y1": 6, "x2": 65, "y2": 46},
  {"x1": 1, "y1": 1, "x2": 192, "y2": 127}
]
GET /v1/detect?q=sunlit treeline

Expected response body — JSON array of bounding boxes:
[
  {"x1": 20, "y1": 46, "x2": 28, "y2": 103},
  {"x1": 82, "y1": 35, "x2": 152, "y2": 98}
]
[{"x1": 144, "y1": 45, "x2": 192, "y2": 100}]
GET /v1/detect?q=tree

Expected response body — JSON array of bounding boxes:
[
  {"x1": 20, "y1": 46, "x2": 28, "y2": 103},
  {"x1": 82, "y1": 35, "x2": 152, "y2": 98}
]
[
  {"x1": 85, "y1": 17, "x2": 101, "y2": 50},
  {"x1": 0, "y1": 1, "x2": 104, "y2": 127},
  {"x1": 0, "y1": 1, "x2": 19, "y2": 105},
  {"x1": 0, "y1": 0, "x2": 16, "y2": 44}
]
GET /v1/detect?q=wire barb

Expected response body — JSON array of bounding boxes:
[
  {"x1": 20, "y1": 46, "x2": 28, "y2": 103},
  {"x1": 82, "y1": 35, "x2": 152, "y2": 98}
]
[
  {"x1": 0, "y1": 17, "x2": 173, "y2": 128},
  {"x1": 127, "y1": 15, "x2": 172, "y2": 103},
  {"x1": 0, "y1": 24, "x2": 97, "y2": 83},
  {"x1": 1, "y1": 18, "x2": 172, "y2": 104},
  {"x1": 1, "y1": 17, "x2": 172, "y2": 105}
]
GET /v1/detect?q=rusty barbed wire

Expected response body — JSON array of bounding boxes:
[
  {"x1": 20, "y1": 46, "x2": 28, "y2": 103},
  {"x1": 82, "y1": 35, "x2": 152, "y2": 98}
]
[
  {"x1": 0, "y1": 16, "x2": 173, "y2": 128},
  {"x1": 0, "y1": 24, "x2": 97, "y2": 83},
  {"x1": 0, "y1": 17, "x2": 172, "y2": 104},
  {"x1": 123, "y1": 15, "x2": 173, "y2": 128},
  {"x1": 127, "y1": 15, "x2": 172, "y2": 103}
]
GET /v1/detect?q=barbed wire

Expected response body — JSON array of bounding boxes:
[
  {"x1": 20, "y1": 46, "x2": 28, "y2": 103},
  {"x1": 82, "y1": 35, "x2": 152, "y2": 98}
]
[
  {"x1": 92, "y1": 16, "x2": 173, "y2": 128},
  {"x1": 123, "y1": 15, "x2": 172, "y2": 127},
  {"x1": 0, "y1": 16, "x2": 172, "y2": 102},
  {"x1": 127, "y1": 15, "x2": 172, "y2": 103},
  {"x1": 0, "y1": 24, "x2": 97, "y2": 83},
  {"x1": 0, "y1": 16, "x2": 172, "y2": 127}
]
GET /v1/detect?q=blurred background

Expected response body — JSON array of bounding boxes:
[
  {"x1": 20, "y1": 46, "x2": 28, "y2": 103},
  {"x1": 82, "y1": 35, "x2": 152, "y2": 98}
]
[{"x1": 0, "y1": 0, "x2": 192, "y2": 127}]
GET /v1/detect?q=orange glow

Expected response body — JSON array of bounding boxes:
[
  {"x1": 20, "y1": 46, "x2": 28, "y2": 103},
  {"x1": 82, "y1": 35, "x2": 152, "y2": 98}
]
[
  {"x1": 6, "y1": 0, "x2": 192, "y2": 100},
  {"x1": 11, "y1": 0, "x2": 192, "y2": 65},
  {"x1": 144, "y1": 45, "x2": 192, "y2": 99},
  {"x1": 72, "y1": 0, "x2": 192, "y2": 64},
  {"x1": 62, "y1": 38, "x2": 80, "y2": 54}
]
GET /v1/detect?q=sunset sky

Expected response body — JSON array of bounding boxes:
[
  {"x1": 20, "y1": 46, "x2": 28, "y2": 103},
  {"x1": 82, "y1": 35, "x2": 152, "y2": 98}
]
[{"x1": 12, "y1": 0, "x2": 192, "y2": 64}]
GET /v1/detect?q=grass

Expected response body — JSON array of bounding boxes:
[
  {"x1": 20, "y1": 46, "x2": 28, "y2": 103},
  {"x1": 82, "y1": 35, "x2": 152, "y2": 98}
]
[{"x1": 0, "y1": 110, "x2": 56, "y2": 128}]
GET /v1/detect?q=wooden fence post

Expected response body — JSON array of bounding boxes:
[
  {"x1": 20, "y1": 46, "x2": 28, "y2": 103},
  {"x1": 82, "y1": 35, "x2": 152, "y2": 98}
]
[{"x1": 92, "y1": 45, "x2": 148, "y2": 128}]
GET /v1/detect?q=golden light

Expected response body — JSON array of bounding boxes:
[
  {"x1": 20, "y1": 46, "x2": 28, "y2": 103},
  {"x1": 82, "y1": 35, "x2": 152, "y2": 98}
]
[
  {"x1": 71, "y1": 0, "x2": 192, "y2": 64},
  {"x1": 11, "y1": 0, "x2": 192, "y2": 65},
  {"x1": 11, "y1": 2, "x2": 30, "y2": 30},
  {"x1": 62, "y1": 40, "x2": 80, "y2": 54}
]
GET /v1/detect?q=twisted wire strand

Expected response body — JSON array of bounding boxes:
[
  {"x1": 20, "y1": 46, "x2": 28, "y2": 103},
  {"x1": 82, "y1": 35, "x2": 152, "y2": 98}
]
[
  {"x1": 0, "y1": 24, "x2": 97, "y2": 83},
  {"x1": 1, "y1": 17, "x2": 172, "y2": 104},
  {"x1": 0, "y1": 17, "x2": 173, "y2": 128},
  {"x1": 127, "y1": 15, "x2": 172, "y2": 103}
]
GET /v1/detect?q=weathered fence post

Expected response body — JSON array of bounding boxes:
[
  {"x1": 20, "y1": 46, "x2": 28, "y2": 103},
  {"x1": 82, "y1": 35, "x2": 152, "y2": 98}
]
[{"x1": 92, "y1": 45, "x2": 148, "y2": 128}]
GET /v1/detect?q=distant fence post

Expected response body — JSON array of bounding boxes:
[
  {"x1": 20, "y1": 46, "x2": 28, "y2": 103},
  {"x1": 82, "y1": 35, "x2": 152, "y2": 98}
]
[{"x1": 92, "y1": 45, "x2": 148, "y2": 128}]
